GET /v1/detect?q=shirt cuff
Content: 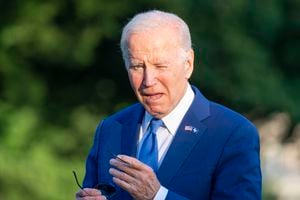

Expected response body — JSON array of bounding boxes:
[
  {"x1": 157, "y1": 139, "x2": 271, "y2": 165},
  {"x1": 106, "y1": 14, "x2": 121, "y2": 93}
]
[{"x1": 153, "y1": 185, "x2": 168, "y2": 200}]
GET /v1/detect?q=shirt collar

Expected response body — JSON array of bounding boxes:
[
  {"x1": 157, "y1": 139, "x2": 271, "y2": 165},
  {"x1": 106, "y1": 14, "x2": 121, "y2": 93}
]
[{"x1": 142, "y1": 84, "x2": 195, "y2": 135}]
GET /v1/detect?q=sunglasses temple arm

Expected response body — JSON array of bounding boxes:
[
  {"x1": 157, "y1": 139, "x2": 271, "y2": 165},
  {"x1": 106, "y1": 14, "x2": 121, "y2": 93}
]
[{"x1": 72, "y1": 170, "x2": 90, "y2": 195}]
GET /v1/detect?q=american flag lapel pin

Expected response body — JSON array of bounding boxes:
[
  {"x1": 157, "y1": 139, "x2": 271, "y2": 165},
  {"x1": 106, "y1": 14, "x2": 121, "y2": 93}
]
[{"x1": 184, "y1": 125, "x2": 198, "y2": 133}]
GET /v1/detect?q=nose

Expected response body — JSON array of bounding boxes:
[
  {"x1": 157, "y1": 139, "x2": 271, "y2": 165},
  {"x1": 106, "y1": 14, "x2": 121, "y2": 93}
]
[{"x1": 142, "y1": 65, "x2": 157, "y2": 87}]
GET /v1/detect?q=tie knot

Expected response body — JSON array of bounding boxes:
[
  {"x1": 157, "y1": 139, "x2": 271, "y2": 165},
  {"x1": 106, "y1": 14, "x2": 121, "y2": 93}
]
[{"x1": 150, "y1": 118, "x2": 163, "y2": 134}]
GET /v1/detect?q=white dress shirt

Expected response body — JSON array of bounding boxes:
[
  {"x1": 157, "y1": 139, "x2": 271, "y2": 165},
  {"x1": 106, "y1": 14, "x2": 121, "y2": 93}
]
[{"x1": 137, "y1": 84, "x2": 195, "y2": 200}]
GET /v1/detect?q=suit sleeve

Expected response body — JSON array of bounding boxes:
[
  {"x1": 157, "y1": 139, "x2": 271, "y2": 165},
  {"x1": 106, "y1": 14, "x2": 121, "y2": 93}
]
[
  {"x1": 82, "y1": 120, "x2": 104, "y2": 188},
  {"x1": 165, "y1": 191, "x2": 190, "y2": 200},
  {"x1": 211, "y1": 122, "x2": 262, "y2": 199}
]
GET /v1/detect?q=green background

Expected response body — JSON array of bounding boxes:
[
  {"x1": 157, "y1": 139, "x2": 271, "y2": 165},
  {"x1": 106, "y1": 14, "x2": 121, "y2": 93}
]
[{"x1": 0, "y1": 0, "x2": 299, "y2": 199}]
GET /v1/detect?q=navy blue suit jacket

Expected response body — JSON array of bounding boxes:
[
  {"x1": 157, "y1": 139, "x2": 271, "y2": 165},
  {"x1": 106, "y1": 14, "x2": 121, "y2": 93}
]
[{"x1": 83, "y1": 86, "x2": 262, "y2": 199}]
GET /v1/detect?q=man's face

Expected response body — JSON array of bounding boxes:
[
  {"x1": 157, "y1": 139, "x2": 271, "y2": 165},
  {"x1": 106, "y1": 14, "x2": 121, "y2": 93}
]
[{"x1": 126, "y1": 27, "x2": 194, "y2": 118}]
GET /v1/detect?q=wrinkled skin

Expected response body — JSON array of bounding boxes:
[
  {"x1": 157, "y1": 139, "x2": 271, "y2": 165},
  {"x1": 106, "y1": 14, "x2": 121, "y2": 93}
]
[
  {"x1": 109, "y1": 155, "x2": 161, "y2": 200},
  {"x1": 126, "y1": 27, "x2": 194, "y2": 119},
  {"x1": 75, "y1": 188, "x2": 107, "y2": 200}
]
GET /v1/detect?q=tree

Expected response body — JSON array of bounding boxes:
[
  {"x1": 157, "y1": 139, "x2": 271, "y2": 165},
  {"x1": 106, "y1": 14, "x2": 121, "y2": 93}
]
[{"x1": 0, "y1": 0, "x2": 299, "y2": 199}]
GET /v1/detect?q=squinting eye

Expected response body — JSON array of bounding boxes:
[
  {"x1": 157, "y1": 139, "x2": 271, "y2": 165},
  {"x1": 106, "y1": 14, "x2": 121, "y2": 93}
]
[
  {"x1": 156, "y1": 65, "x2": 168, "y2": 69},
  {"x1": 129, "y1": 65, "x2": 144, "y2": 70}
]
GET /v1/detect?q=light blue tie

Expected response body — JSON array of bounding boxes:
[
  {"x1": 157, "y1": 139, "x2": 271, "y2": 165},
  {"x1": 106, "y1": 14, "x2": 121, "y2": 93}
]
[{"x1": 138, "y1": 118, "x2": 163, "y2": 171}]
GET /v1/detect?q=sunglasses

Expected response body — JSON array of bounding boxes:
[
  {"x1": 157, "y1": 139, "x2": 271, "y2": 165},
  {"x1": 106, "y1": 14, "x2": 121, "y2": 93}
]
[{"x1": 72, "y1": 170, "x2": 116, "y2": 198}]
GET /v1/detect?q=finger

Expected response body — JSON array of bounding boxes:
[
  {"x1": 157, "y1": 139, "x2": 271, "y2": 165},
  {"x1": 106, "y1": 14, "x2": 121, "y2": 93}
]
[
  {"x1": 110, "y1": 157, "x2": 155, "y2": 181},
  {"x1": 114, "y1": 155, "x2": 152, "y2": 171},
  {"x1": 109, "y1": 158, "x2": 130, "y2": 168},
  {"x1": 93, "y1": 196, "x2": 107, "y2": 200},
  {"x1": 111, "y1": 176, "x2": 133, "y2": 194},
  {"x1": 109, "y1": 168, "x2": 136, "y2": 196},
  {"x1": 76, "y1": 188, "x2": 102, "y2": 197},
  {"x1": 109, "y1": 167, "x2": 136, "y2": 183},
  {"x1": 110, "y1": 158, "x2": 140, "y2": 177},
  {"x1": 76, "y1": 189, "x2": 88, "y2": 197},
  {"x1": 79, "y1": 196, "x2": 107, "y2": 200},
  {"x1": 84, "y1": 188, "x2": 103, "y2": 196}
]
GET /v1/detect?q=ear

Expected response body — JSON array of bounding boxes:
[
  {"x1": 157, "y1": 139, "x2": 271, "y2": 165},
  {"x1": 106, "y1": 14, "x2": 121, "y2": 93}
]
[{"x1": 184, "y1": 49, "x2": 194, "y2": 79}]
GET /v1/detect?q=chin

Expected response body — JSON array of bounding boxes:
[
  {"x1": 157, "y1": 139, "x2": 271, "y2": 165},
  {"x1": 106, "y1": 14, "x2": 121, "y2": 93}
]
[
  {"x1": 147, "y1": 108, "x2": 166, "y2": 118},
  {"x1": 150, "y1": 112, "x2": 164, "y2": 119}
]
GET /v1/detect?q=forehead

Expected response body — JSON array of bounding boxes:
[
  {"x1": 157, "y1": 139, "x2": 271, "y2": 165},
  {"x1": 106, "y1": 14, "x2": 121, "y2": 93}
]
[{"x1": 127, "y1": 28, "x2": 181, "y2": 62}]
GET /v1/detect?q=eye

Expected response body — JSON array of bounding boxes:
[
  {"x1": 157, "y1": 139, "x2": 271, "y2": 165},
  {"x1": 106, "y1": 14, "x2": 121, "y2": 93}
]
[
  {"x1": 129, "y1": 64, "x2": 144, "y2": 70},
  {"x1": 156, "y1": 64, "x2": 168, "y2": 69}
]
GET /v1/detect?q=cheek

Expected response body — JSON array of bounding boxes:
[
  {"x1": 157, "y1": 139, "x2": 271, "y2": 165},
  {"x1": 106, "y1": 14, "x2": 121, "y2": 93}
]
[
  {"x1": 169, "y1": 68, "x2": 186, "y2": 84},
  {"x1": 128, "y1": 73, "x2": 142, "y2": 90},
  {"x1": 166, "y1": 68, "x2": 187, "y2": 93}
]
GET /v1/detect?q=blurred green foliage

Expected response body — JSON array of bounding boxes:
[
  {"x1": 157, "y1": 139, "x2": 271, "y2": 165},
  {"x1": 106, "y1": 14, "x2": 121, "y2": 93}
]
[{"x1": 0, "y1": 0, "x2": 299, "y2": 199}]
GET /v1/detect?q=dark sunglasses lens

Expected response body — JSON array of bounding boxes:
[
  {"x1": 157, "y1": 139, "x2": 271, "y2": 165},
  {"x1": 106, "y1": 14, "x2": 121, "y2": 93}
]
[{"x1": 95, "y1": 183, "x2": 116, "y2": 197}]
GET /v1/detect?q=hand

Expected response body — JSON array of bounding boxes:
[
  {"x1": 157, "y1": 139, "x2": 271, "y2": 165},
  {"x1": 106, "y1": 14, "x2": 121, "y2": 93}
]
[
  {"x1": 75, "y1": 188, "x2": 107, "y2": 200},
  {"x1": 109, "y1": 155, "x2": 161, "y2": 200}
]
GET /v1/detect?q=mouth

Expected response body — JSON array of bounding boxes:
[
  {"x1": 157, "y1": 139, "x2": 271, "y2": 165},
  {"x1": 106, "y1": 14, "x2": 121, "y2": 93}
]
[{"x1": 143, "y1": 93, "x2": 163, "y2": 103}]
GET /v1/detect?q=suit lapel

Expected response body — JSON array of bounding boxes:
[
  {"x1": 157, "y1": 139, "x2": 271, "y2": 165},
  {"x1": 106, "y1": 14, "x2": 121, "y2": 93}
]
[
  {"x1": 157, "y1": 86, "x2": 210, "y2": 185},
  {"x1": 120, "y1": 104, "x2": 144, "y2": 157},
  {"x1": 108, "y1": 104, "x2": 144, "y2": 200},
  {"x1": 121, "y1": 122, "x2": 140, "y2": 157}
]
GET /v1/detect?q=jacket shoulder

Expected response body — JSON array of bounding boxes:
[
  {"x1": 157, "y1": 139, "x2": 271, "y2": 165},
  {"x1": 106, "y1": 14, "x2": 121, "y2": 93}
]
[
  {"x1": 104, "y1": 103, "x2": 144, "y2": 123},
  {"x1": 209, "y1": 102, "x2": 256, "y2": 128}
]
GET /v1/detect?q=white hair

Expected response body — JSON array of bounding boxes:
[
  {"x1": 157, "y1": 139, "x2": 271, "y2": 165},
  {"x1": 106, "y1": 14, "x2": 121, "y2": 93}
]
[{"x1": 120, "y1": 10, "x2": 192, "y2": 67}]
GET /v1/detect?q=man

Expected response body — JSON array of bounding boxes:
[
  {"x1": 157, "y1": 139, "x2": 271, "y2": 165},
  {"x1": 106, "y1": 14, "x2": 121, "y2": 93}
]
[{"x1": 76, "y1": 10, "x2": 261, "y2": 200}]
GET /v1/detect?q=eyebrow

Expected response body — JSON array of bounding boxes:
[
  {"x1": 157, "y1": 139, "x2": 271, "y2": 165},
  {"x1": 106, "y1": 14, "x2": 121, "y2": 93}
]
[
  {"x1": 129, "y1": 59, "x2": 143, "y2": 65},
  {"x1": 129, "y1": 56, "x2": 171, "y2": 66},
  {"x1": 154, "y1": 61, "x2": 169, "y2": 65},
  {"x1": 152, "y1": 60, "x2": 170, "y2": 66},
  {"x1": 152, "y1": 56, "x2": 172, "y2": 63}
]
